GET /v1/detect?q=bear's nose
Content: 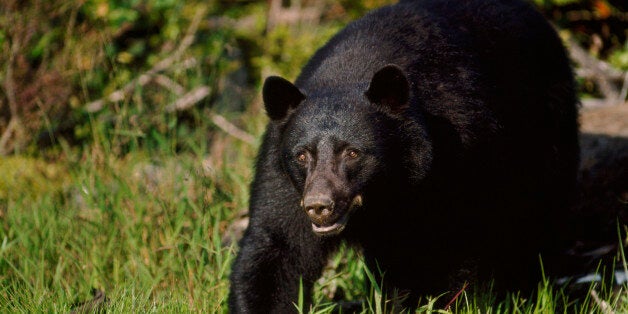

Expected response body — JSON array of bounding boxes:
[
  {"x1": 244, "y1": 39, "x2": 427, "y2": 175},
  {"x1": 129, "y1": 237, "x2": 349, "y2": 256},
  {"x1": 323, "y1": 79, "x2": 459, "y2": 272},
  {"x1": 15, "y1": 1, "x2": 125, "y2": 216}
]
[{"x1": 303, "y1": 196, "x2": 334, "y2": 225}]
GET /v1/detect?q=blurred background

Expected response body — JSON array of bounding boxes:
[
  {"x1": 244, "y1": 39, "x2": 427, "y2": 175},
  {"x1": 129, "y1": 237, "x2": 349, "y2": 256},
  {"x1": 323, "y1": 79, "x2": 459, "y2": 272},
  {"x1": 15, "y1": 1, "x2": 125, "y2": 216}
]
[
  {"x1": 0, "y1": 0, "x2": 626, "y2": 312},
  {"x1": 1, "y1": 0, "x2": 627, "y2": 157}
]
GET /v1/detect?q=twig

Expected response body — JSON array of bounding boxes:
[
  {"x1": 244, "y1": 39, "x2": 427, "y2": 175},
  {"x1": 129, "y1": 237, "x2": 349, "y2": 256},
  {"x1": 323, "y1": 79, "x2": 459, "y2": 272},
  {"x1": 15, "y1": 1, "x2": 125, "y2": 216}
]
[
  {"x1": 568, "y1": 38, "x2": 625, "y2": 80},
  {"x1": 0, "y1": 37, "x2": 24, "y2": 155},
  {"x1": 163, "y1": 87, "x2": 255, "y2": 145},
  {"x1": 443, "y1": 282, "x2": 469, "y2": 311},
  {"x1": 567, "y1": 37, "x2": 627, "y2": 105},
  {"x1": 85, "y1": 8, "x2": 206, "y2": 113},
  {"x1": 165, "y1": 86, "x2": 211, "y2": 112},
  {"x1": 3, "y1": 40, "x2": 19, "y2": 118},
  {"x1": 210, "y1": 114, "x2": 256, "y2": 145},
  {"x1": 0, "y1": 118, "x2": 18, "y2": 155},
  {"x1": 590, "y1": 289, "x2": 615, "y2": 314},
  {"x1": 154, "y1": 74, "x2": 185, "y2": 96}
]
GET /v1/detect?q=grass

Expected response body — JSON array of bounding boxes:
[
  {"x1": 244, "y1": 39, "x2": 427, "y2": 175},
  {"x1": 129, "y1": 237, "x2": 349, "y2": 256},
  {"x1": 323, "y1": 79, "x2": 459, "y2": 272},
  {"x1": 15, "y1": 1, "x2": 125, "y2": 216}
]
[
  {"x1": 0, "y1": 109, "x2": 256, "y2": 312},
  {"x1": 1, "y1": 98, "x2": 627, "y2": 313}
]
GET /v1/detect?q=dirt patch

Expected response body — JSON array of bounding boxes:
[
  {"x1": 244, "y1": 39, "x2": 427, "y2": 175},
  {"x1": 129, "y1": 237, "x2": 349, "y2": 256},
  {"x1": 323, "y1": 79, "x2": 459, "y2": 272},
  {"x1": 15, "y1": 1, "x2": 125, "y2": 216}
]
[{"x1": 581, "y1": 105, "x2": 628, "y2": 137}]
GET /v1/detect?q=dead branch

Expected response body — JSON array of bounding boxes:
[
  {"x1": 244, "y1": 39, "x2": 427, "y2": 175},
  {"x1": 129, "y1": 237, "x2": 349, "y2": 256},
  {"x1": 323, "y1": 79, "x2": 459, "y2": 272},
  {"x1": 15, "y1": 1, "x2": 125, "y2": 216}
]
[
  {"x1": 210, "y1": 114, "x2": 256, "y2": 145},
  {"x1": 165, "y1": 86, "x2": 211, "y2": 112},
  {"x1": 154, "y1": 74, "x2": 185, "y2": 96},
  {"x1": 0, "y1": 118, "x2": 18, "y2": 155},
  {"x1": 85, "y1": 7, "x2": 206, "y2": 113},
  {"x1": 567, "y1": 37, "x2": 628, "y2": 107},
  {"x1": 163, "y1": 87, "x2": 255, "y2": 145},
  {"x1": 3, "y1": 42, "x2": 18, "y2": 118},
  {"x1": 0, "y1": 37, "x2": 25, "y2": 155}
]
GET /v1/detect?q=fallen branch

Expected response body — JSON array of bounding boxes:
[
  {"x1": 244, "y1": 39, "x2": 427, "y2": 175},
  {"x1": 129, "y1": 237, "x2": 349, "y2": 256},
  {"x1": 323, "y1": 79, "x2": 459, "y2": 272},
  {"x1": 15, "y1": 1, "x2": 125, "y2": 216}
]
[
  {"x1": 3, "y1": 40, "x2": 19, "y2": 118},
  {"x1": 0, "y1": 37, "x2": 25, "y2": 155},
  {"x1": 165, "y1": 86, "x2": 211, "y2": 112},
  {"x1": 568, "y1": 38, "x2": 625, "y2": 81},
  {"x1": 567, "y1": 37, "x2": 628, "y2": 106},
  {"x1": 85, "y1": 6, "x2": 206, "y2": 113},
  {"x1": 0, "y1": 117, "x2": 19, "y2": 155},
  {"x1": 154, "y1": 74, "x2": 185, "y2": 96},
  {"x1": 210, "y1": 114, "x2": 256, "y2": 145},
  {"x1": 163, "y1": 85, "x2": 255, "y2": 145}
]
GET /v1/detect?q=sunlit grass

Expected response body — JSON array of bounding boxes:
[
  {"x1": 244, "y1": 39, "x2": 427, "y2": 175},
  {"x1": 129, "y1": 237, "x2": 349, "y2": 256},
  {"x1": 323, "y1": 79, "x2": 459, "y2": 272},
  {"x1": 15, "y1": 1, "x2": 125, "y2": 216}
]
[
  {"x1": 0, "y1": 105, "x2": 255, "y2": 312},
  {"x1": 1, "y1": 103, "x2": 627, "y2": 312}
]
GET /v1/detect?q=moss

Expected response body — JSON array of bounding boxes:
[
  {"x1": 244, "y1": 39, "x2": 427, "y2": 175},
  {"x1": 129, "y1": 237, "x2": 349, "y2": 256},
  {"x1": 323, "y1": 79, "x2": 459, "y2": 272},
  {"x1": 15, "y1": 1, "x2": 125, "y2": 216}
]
[{"x1": 0, "y1": 157, "x2": 69, "y2": 200}]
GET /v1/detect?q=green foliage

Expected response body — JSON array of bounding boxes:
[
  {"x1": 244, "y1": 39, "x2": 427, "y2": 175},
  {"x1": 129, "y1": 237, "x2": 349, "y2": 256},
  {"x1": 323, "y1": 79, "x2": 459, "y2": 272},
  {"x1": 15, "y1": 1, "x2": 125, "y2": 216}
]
[
  {"x1": 609, "y1": 43, "x2": 628, "y2": 69},
  {"x1": 258, "y1": 24, "x2": 342, "y2": 80}
]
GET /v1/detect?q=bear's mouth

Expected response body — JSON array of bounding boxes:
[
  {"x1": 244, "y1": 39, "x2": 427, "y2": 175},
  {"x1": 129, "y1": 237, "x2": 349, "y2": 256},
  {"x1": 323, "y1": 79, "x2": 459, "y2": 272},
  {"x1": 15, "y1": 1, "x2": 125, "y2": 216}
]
[
  {"x1": 311, "y1": 213, "x2": 349, "y2": 236},
  {"x1": 311, "y1": 195, "x2": 362, "y2": 236}
]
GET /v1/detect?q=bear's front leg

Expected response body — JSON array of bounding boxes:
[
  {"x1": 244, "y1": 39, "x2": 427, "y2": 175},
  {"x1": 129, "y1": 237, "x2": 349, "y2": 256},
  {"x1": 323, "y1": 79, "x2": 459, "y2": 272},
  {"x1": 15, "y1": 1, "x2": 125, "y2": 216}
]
[{"x1": 229, "y1": 219, "x2": 333, "y2": 313}]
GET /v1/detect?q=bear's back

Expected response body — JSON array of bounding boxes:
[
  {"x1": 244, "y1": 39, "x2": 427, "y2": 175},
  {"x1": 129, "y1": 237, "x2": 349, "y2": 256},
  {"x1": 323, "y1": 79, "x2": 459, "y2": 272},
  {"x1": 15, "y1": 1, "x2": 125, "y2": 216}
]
[{"x1": 295, "y1": 0, "x2": 573, "y2": 111}]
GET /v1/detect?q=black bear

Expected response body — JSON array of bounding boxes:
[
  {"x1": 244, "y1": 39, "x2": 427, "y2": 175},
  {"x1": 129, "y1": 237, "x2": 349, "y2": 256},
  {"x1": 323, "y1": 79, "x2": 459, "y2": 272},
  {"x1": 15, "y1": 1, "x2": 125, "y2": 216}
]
[{"x1": 230, "y1": 0, "x2": 579, "y2": 312}]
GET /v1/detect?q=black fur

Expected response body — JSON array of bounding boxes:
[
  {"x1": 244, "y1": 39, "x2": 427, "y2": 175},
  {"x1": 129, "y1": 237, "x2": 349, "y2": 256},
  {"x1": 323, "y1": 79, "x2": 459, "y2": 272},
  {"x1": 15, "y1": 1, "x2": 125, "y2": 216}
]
[{"x1": 229, "y1": 0, "x2": 579, "y2": 312}]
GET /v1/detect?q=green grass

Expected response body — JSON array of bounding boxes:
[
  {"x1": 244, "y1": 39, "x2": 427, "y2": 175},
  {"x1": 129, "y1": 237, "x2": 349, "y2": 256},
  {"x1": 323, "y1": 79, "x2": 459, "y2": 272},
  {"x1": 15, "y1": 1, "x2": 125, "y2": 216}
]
[
  {"x1": 1, "y1": 105, "x2": 627, "y2": 313},
  {"x1": 0, "y1": 111, "x2": 255, "y2": 312}
]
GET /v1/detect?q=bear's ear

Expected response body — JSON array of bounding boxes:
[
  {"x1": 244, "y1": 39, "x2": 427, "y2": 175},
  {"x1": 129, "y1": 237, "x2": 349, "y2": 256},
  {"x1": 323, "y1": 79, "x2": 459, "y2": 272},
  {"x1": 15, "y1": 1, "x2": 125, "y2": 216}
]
[
  {"x1": 263, "y1": 76, "x2": 305, "y2": 121},
  {"x1": 365, "y1": 64, "x2": 410, "y2": 113}
]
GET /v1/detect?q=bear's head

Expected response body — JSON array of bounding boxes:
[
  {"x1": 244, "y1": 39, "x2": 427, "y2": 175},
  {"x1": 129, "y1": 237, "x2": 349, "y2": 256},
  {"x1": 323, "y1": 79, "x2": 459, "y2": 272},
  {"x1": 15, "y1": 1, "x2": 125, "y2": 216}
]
[{"x1": 263, "y1": 64, "x2": 431, "y2": 236}]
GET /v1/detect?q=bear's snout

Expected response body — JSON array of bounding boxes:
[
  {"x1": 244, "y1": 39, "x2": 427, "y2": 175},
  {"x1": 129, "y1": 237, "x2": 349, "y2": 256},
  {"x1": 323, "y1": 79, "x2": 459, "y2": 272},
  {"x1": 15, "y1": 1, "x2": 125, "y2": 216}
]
[{"x1": 303, "y1": 195, "x2": 334, "y2": 226}]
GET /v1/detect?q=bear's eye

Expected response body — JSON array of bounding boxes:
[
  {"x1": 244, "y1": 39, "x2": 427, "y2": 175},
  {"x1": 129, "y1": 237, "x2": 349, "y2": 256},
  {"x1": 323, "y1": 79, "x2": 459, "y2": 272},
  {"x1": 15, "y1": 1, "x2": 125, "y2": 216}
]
[
  {"x1": 296, "y1": 152, "x2": 308, "y2": 163},
  {"x1": 346, "y1": 149, "x2": 359, "y2": 159}
]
